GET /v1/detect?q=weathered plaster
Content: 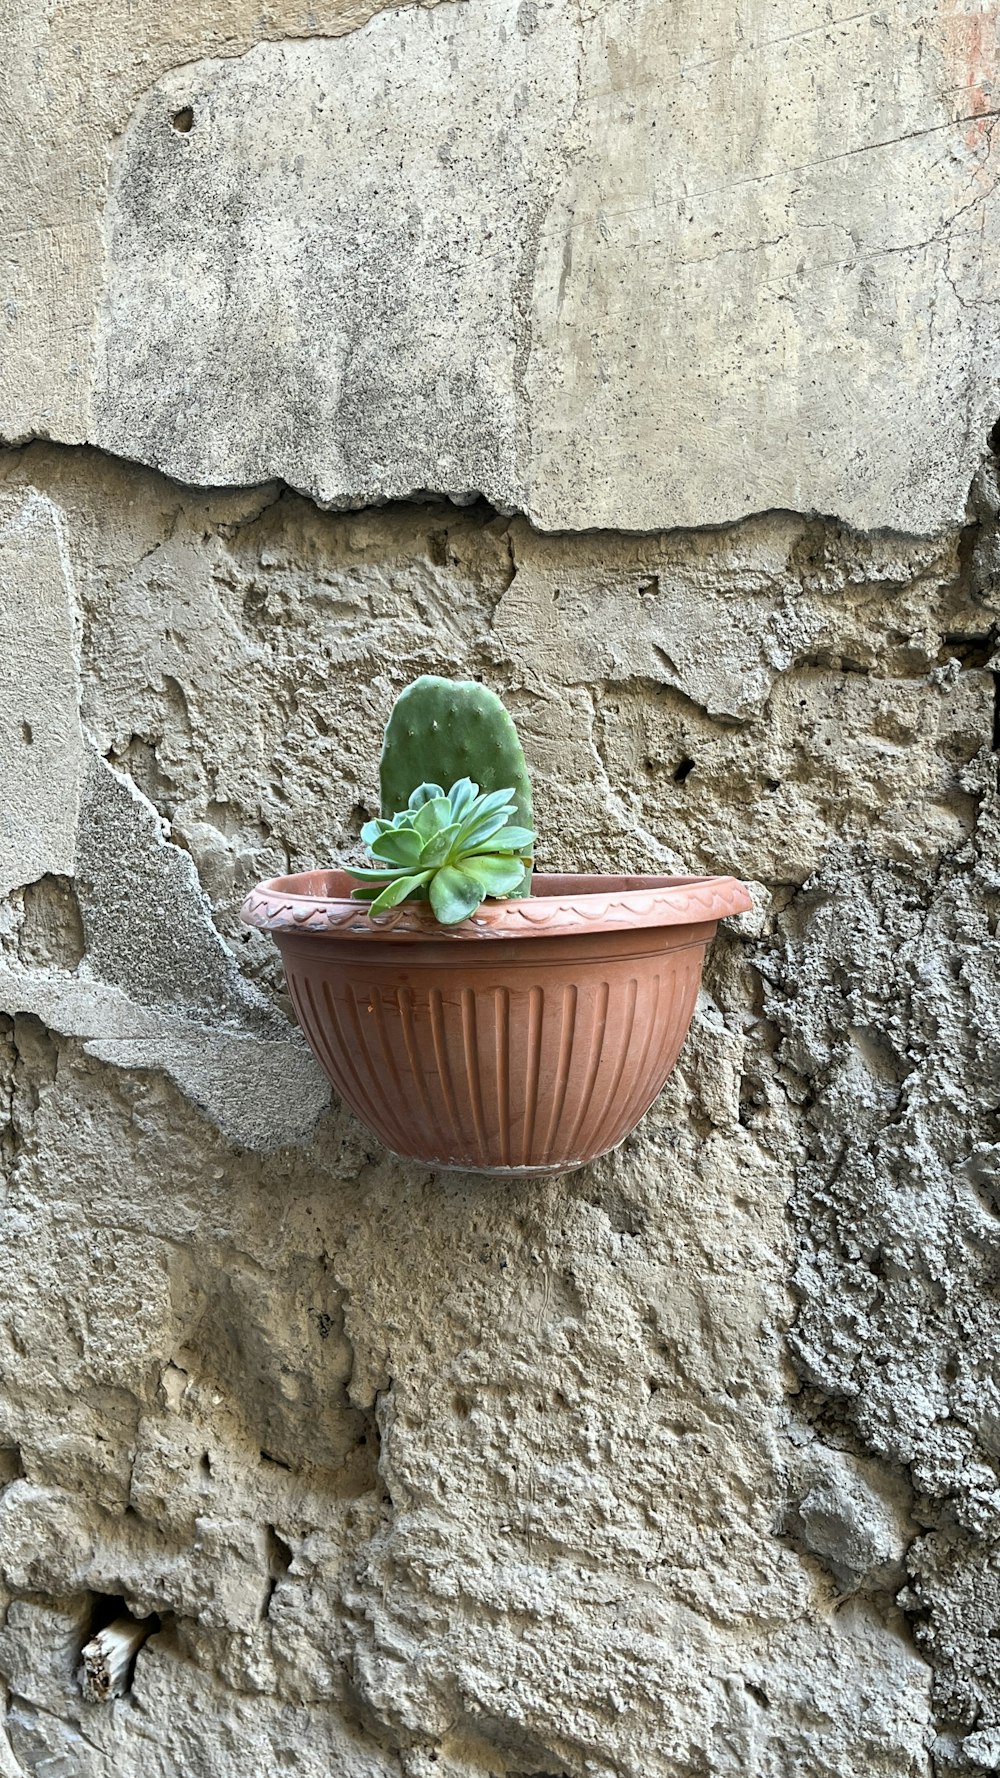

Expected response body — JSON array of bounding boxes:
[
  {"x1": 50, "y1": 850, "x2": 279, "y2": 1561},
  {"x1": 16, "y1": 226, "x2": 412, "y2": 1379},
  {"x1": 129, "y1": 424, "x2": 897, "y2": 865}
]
[
  {"x1": 766, "y1": 756, "x2": 1000, "y2": 1774},
  {"x1": 0, "y1": 438, "x2": 996, "y2": 1770},
  {"x1": 92, "y1": 0, "x2": 1000, "y2": 529},
  {"x1": 0, "y1": 965, "x2": 328, "y2": 1152},
  {"x1": 0, "y1": 0, "x2": 441, "y2": 448},
  {"x1": 0, "y1": 492, "x2": 84, "y2": 897},
  {"x1": 0, "y1": 464, "x2": 334, "y2": 1151},
  {"x1": 3, "y1": 0, "x2": 1000, "y2": 1763},
  {"x1": 3, "y1": 0, "x2": 1000, "y2": 530}
]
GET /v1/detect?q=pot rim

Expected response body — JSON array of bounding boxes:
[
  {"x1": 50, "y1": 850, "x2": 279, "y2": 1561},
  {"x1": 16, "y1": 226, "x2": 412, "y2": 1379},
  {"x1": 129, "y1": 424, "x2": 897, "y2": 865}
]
[{"x1": 241, "y1": 870, "x2": 753, "y2": 941}]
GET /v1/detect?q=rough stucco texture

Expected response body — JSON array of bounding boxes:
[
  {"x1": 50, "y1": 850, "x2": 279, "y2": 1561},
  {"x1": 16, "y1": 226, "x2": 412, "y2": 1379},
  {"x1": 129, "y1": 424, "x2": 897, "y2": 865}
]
[
  {"x1": 0, "y1": 434, "x2": 996, "y2": 1776},
  {"x1": 2, "y1": 0, "x2": 1000, "y2": 1774}
]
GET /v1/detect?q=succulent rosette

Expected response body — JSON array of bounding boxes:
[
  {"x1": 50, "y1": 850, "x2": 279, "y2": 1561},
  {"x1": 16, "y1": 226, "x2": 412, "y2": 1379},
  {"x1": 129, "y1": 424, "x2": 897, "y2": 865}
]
[{"x1": 346, "y1": 779, "x2": 535, "y2": 925}]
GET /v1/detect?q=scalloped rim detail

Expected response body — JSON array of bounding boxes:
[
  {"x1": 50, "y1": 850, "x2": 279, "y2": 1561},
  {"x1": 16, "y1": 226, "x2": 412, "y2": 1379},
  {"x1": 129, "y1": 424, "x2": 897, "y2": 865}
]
[{"x1": 240, "y1": 871, "x2": 753, "y2": 941}]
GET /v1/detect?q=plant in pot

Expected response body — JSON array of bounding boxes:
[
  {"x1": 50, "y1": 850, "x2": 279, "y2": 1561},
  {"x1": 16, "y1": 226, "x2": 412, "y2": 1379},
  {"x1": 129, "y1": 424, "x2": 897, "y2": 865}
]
[{"x1": 242, "y1": 677, "x2": 751, "y2": 1175}]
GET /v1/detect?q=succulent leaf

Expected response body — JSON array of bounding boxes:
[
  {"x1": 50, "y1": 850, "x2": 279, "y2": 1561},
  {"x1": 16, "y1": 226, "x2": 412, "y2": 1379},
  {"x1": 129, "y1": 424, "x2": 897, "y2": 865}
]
[
  {"x1": 429, "y1": 865, "x2": 485, "y2": 925},
  {"x1": 408, "y1": 783, "x2": 446, "y2": 810},
  {"x1": 460, "y1": 856, "x2": 527, "y2": 897},
  {"x1": 350, "y1": 777, "x2": 536, "y2": 925},
  {"x1": 474, "y1": 824, "x2": 535, "y2": 853},
  {"x1": 370, "y1": 827, "x2": 424, "y2": 867},
  {"x1": 419, "y1": 823, "x2": 464, "y2": 868},
  {"x1": 464, "y1": 786, "x2": 517, "y2": 821},
  {"x1": 379, "y1": 677, "x2": 533, "y2": 897},
  {"x1": 344, "y1": 860, "x2": 412, "y2": 879},
  {"x1": 448, "y1": 778, "x2": 479, "y2": 818},
  {"x1": 360, "y1": 817, "x2": 394, "y2": 846},
  {"x1": 369, "y1": 871, "x2": 433, "y2": 915},
  {"x1": 412, "y1": 797, "x2": 454, "y2": 841},
  {"x1": 455, "y1": 809, "x2": 515, "y2": 851}
]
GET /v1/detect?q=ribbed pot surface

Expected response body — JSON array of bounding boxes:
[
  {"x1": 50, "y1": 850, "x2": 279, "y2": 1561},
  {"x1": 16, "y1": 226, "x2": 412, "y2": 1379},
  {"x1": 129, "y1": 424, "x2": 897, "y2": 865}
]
[{"x1": 242, "y1": 872, "x2": 752, "y2": 1175}]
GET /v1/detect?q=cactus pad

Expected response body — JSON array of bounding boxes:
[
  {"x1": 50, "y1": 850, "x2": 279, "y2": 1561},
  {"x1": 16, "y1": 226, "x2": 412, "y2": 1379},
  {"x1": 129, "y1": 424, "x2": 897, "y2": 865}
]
[{"x1": 380, "y1": 677, "x2": 533, "y2": 894}]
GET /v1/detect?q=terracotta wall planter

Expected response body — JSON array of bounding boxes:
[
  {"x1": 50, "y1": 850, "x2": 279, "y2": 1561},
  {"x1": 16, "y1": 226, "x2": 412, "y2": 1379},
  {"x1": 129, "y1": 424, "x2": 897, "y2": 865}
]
[{"x1": 241, "y1": 872, "x2": 751, "y2": 1176}]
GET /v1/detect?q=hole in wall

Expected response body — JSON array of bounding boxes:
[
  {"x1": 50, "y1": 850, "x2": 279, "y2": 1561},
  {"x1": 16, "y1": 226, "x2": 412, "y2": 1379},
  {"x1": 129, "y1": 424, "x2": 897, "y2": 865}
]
[
  {"x1": 20, "y1": 721, "x2": 32, "y2": 745},
  {"x1": 0, "y1": 1446, "x2": 24, "y2": 1486},
  {"x1": 262, "y1": 1525, "x2": 293, "y2": 1619},
  {"x1": 266, "y1": 1526, "x2": 293, "y2": 1580},
  {"x1": 171, "y1": 107, "x2": 194, "y2": 133},
  {"x1": 938, "y1": 631, "x2": 996, "y2": 671},
  {"x1": 78, "y1": 1595, "x2": 159, "y2": 1703},
  {"x1": 86, "y1": 1593, "x2": 130, "y2": 1640},
  {"x1": 260, "y1": 1449, "x2": 292, "y2": 1471},
  {"x1": 673, "y1": 757, "x2": 695, "y2": 783}
]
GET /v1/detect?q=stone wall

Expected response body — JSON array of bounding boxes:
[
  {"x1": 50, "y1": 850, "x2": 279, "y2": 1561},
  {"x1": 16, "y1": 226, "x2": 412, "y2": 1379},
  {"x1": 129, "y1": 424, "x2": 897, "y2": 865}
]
[{"x1": 1, "y1": 1, "x2": 999, "y2": 1773}]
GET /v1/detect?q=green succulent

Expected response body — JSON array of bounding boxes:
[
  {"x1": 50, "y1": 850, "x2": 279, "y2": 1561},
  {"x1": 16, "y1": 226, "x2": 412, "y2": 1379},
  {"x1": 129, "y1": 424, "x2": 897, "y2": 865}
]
[
  {"x1": 379, "y1": 675, "x2": 533, "y2": 898},
  {"x1": 346, "y1": 779, "x2": 535, "y2": 926}
]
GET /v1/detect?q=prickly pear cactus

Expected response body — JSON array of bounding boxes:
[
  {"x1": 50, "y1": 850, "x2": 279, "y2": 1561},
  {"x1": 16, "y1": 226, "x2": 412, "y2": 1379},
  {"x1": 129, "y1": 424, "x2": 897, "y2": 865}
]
[{"x1": 380, "y1": 677, "x2": 533, "y2": 894}]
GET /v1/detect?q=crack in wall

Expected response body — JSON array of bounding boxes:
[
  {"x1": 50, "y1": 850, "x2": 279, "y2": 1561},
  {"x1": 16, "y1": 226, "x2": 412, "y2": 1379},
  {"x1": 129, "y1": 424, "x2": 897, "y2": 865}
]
[{"x1": 0, "y1": 431, "x2": 997, "y2": 1773}]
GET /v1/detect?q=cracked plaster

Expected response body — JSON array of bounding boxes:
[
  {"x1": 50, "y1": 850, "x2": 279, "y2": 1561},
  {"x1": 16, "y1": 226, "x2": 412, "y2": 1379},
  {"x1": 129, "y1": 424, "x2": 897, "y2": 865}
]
[
  {"x1": 3, "y1": 0, "x2": 1000, "y2": 529},
  {"x1": 1, "y1": 0, "x2": 1000, "y2": 1766},
  {"x1": 0, "y1": 438, "x2": 995, "y2": 1772}
]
